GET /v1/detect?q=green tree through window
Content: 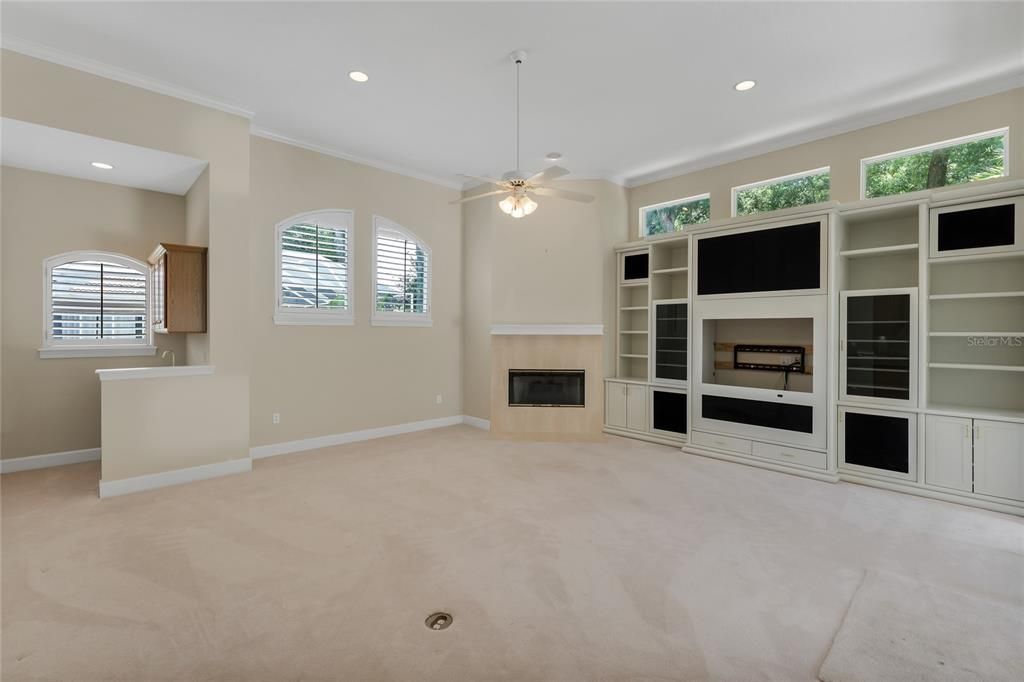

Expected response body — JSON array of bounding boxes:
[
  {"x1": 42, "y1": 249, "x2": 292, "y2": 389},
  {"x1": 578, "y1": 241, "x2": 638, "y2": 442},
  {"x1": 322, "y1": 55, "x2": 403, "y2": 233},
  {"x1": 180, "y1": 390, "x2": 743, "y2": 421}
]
[
  {"x1": 643, "y1": 195, "x2": 711, "y2": 237},
  {"x1": 735, "y1": 170, "x2": 831, "y2": 216},
  {"x1": 864, "y1": 133, "x2": 1005, "y2": 199}
]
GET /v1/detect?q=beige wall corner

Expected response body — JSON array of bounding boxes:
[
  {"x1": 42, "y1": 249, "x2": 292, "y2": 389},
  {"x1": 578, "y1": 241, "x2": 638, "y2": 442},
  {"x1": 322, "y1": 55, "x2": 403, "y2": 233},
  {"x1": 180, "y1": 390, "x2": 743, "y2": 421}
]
[
  {"x1": 247, "y1": 135, "x2": 463, "y2": 447},
  {"x1": 0, "y1": 168, "x2": 187, "y2": 460},
  {"x1": 184, "y1": 166, "x2": 211, "y2": 364}
]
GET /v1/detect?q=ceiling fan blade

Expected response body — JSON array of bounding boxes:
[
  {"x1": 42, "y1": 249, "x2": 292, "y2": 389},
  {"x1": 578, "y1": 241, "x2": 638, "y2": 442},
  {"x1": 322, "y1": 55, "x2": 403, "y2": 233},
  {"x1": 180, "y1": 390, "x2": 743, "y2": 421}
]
[
  {"x1": 531, "y1": 186, "x2": 595, "y2": 203},
  {"x1": 449, "y1": 190, "x2": 508, "y2": 205},
  {"x1": 525, "y1": 165, "x2": 570, "y2": 184}
]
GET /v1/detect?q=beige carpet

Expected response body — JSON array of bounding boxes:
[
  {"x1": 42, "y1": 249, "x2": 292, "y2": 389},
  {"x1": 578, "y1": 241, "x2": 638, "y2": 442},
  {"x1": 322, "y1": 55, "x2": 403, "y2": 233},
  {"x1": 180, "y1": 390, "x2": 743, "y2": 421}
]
[
  {"x1": 2, "y1": 425, "x2": 1023, "y2": 681},
  {"x1": 819, "y1": 570, "x2": 1024, "y2": 682}
]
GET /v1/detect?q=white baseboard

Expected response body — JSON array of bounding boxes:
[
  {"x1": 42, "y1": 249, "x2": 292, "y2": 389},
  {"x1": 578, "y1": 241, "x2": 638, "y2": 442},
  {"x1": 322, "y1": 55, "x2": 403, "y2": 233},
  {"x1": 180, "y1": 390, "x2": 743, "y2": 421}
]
[
  {"x1": 462, "y1": 415, "x2": 491, "y2": 430},
  {"x1": 99, "y1": 457, "x2": 252, "y2": 498},
  {"x1": 0, "y1": 447, "x2": 101, "y2": 474},
  {"x1": 250, "y1": 415, "x2": 474, "y2": 459}
]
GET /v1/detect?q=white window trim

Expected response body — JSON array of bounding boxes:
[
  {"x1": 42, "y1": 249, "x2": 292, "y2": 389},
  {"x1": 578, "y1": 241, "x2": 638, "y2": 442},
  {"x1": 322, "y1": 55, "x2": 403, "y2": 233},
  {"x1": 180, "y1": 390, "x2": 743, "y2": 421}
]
[
  {"x1": 371, "y1": 215, "x2": 432, "y2": 327},
  {"x1": 859, "y1": 127, "x2": 1010, "y2": 199},
  {"x1": 274, "y1": 209, "x2": 355, "y2": 326},
  {"x1": 731, "y1": 166, "x2": 830, "y2": 217},
  {"x1": 40, "y1": 250, "x2": 155, "y2": 359},
  {"x1": 639, "y1": 192, "x2": 710, "y2": 239}
]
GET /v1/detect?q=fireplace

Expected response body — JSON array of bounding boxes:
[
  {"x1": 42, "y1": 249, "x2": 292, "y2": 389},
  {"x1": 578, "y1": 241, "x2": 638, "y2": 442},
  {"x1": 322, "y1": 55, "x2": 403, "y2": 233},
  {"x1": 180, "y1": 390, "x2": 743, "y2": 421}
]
[{"x1": 508, "y1": 370, "x2": 585, "y2": 407}]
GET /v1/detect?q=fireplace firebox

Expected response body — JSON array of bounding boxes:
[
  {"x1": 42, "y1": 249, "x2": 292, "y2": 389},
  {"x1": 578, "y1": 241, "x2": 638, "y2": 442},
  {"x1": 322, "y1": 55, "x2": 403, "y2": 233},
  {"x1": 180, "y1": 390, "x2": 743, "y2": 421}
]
[{"x1": 508, "y1": 370, "x2": 585, "y2": 407}]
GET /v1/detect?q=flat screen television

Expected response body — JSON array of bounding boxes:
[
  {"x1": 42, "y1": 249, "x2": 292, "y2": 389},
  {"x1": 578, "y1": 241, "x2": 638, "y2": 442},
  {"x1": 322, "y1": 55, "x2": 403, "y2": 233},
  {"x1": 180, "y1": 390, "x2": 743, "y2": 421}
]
[{"x1": 698, "y1": 221, "x2": 821, "y2": 295}]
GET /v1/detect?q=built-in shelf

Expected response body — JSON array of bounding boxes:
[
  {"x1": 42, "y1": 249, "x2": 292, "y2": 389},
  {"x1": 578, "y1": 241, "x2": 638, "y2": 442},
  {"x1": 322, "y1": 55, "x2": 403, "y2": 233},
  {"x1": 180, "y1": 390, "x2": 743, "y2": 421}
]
[
  {"x1": 620, "y1": 330, "x2": 648, "y2": 335},
  {"x1": 619, "y1": 353, "x2": 648, "y2": 359},
  {"x1": 929, "y1": 291, "x2": 1024, "y2": 300},
  {"x1": 926, "y1": 403, "x2": 1024, "y2": 423},
  {"x1": 619, "y1": 306, "x2": 648, "y2": 310},
  {"x1": 652, "y1": 266, "x2": 689, "y2": 275},
  {"x1": 929, "y1": 331, "x2": 1024, "y2": 337},
  {"x1": 929, "y1": 363, "x2": 1024, "y2": 372},
  {"x1": 839, "y1": 243, "x2": 918, "y2": 259},
  {"x1": 621, "y1": 281, "x2": 649, "y2": 288}
]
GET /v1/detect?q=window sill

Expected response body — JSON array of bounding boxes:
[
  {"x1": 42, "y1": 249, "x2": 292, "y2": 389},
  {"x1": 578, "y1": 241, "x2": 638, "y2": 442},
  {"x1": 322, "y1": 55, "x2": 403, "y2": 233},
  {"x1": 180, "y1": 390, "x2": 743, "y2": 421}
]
[
  {"x1": 371, "y1": 316, "x2": 433, "y2": 328},
  {"x1": 274, "y1": 311, "x2": 354, "y2": 326},
  {"x1": 38, "y1": 345, "x2": 157, "y2": 359}
]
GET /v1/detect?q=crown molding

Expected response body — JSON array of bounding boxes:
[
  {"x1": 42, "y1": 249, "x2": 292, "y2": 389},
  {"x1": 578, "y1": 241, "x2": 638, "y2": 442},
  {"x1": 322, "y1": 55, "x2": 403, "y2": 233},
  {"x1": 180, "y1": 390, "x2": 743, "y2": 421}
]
[
  {"x1": 622, "y1": 64, "x2": 1024, "y2": 188},
  {"x1": 251, "y1": 128, "x2": 463, "y2": 190},
  {"x1": 1, "y1": 34, "x2": 255, "y2": 119}
]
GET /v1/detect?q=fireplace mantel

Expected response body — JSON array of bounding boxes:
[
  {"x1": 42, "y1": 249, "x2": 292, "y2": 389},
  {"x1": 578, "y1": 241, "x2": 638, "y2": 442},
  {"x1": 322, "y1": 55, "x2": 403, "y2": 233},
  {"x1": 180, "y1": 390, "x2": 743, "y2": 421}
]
[{"x1": 490, "y1": 324, "x2": 604, "y2": 336}]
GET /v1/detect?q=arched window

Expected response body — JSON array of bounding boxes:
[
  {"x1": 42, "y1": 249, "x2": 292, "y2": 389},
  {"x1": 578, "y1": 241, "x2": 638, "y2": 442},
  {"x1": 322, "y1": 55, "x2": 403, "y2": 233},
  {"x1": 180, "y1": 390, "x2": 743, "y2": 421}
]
[
  {"x1": 41, "y1": 251, "x2": 153, "y2": 358},
  {"x1": 275, "y1": 209, "x2": 353, "y2": 325},
  {"x1": 372, "y1": 216, "x2": 431, "y2": 327}
]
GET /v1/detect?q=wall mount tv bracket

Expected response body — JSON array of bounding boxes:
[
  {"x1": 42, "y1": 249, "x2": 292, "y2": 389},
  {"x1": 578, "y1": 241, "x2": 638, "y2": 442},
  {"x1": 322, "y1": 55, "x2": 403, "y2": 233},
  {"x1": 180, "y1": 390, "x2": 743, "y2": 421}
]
[{"x1": 733, "y1": 344, "x2": 806, "y2": 374}]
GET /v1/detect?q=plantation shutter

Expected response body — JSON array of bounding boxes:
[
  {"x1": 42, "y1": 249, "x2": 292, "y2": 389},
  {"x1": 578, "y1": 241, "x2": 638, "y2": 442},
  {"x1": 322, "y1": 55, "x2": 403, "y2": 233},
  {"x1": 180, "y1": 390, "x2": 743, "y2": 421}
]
[
  {"x1": 279, "y1": 222, "x2": 350, "y2": 310},
  {"x1": 375, "y1": 227, "x2": 429, "y2": 314},
  {"x1": 50, "y1": 260, "x2": 147, "y2": 341}
]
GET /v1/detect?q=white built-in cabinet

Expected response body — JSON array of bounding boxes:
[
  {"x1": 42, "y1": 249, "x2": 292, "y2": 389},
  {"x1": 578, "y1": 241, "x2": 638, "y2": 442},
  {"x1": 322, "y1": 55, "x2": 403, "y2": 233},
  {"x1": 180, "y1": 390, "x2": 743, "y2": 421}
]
[
  {"x1": 925, "y1": 415, "x2": 1024, "y2": 501},
  {"x1": 925, "y1": 415, "x2": 973, "y2": 492},
  {"x1": 605, "y1": 380, "x2": 648, "y2": 433},
  {"x1": 839, "y1": 288, "x2": 917, "y2": 406}
]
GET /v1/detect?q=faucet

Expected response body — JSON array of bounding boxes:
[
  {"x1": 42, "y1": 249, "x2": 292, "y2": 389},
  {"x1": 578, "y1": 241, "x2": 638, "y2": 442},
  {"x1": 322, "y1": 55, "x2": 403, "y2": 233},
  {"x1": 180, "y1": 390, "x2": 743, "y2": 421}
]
[{"x1": 161, "y1": 350, "x2": 176, "y2": 367}]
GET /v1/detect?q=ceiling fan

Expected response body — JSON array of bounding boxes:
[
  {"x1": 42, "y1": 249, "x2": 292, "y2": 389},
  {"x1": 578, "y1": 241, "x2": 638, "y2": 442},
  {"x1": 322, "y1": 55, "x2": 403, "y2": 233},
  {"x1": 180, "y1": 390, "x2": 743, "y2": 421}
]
[{"x1": 451, "y1": 50, "x2": 595, "y2": 218}]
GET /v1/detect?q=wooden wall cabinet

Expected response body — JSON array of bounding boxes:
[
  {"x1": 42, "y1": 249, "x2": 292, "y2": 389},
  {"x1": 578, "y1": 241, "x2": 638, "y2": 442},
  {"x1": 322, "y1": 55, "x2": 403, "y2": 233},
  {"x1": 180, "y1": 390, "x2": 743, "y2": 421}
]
[{"x1": 148, "y1": 243, "x2": 207, "y2": 333}]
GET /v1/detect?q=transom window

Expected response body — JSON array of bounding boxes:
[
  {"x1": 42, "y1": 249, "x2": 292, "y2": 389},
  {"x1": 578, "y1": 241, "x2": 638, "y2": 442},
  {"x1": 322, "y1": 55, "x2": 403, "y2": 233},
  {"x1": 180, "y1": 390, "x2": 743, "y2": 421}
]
[
  {"x1": 733, "y1": 167, "x2": 831, "y2": 217},
  {"x1": 275, "y1": 210, "x2": 353, "y2": 326},
  {"x1": 641, "y1": 193, "x2": 710, "y2": 238},
  {"x1": 41, "y1": 251, "x2": 153, "y2": 358},
  {"x1": 861, "y1": 128, "x2": 1008, "y2": 199},
  {"x1": 372, "y1": 216, "x2": 431, "y2": 327}
]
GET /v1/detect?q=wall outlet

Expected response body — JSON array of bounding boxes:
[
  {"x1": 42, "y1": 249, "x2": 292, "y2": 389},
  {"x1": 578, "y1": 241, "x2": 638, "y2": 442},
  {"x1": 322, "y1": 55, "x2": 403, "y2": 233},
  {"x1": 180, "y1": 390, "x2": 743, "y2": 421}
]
[
  {"x1": 272, "y1": 412, "x2": 280, "y2": 424},
  {"x1": 436, "y1": 394, "x2": 443, "y2": 404}
]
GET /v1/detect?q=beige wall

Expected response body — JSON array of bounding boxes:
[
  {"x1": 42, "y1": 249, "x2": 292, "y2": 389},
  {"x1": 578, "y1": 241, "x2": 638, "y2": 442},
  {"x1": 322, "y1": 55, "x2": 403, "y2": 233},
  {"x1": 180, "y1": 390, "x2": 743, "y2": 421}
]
[
  {"x1": 0, "y1": 167, "x2": 187, "y2": 459},
  {"x1": 2, "y1": 49, "x2": 251, "y2": 477},
  {"x1": 629, "y1": 88, "x2": 1024, "y2": 237},
  {"x1": 184, "y1": 166, "x2": 210, "y2": 364},
  {"x1": 461, "y1": 179, "x2": 627, "y2": 420},
  {"x1": 248, "y1": 136, "x2": 463, "y2": 446}
]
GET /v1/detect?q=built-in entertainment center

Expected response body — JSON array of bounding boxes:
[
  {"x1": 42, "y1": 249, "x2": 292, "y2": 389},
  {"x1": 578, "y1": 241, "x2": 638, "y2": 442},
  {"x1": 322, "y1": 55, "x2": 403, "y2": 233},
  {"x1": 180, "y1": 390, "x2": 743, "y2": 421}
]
[{"x1": 607, "y1": 178, "x2": 1024, "y2": 516}]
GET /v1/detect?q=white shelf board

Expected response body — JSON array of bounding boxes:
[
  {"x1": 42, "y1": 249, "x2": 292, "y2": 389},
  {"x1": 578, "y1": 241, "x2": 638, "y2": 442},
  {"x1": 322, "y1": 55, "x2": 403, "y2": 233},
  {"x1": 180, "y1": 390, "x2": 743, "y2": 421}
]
[
  {"x1": 620, "y1": 281, "x2": 649, "y2": 288},
  {"x1": 926, "y1": 403, "x2": 1024, "y2": 423},
  {"x1": 620, "y1": 330, "x2": 648, "y2": 335},
  {"x1": 929, "y1": 331, "x2": 1024, "y2": 337},
  {"x1": 929, "y1": 250, "x2": 1024, "y2": 264},
  {"x1": 929, "y1": 291, "x2": 1024, "y2": 300},
  {"x1": 619, "y1": 353, "x2": 649, "y2": 359},
  {"x1": 619, "y1": 306, "x2": 648, "y2": 311},
  {"x1": 839, "y1": 243, "x2": 918, "y2": 259},
  {"x1": 929, "y1": 362, "x2": 1024, "y2": 372},
  {"x1": 652, "y1": 266, "x2": 688, "y2": 275}
]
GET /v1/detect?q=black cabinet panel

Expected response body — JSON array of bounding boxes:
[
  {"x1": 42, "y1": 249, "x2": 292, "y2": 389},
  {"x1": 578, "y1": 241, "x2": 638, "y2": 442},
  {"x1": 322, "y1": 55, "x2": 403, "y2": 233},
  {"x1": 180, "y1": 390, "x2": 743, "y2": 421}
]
[
  {"x1": 698, "y1": 222, "x2": 821, "y2": 295},
  {"x1": 843, "y1": 411, "x2": 910, "y2": 474},
  {"x1": 937, "y1": 204, "x2": 1015, "y2": 253},
  {"x1": 652, "y1": 391, "x2": 687, "y2": 434},
  {"x1": 623, "y1": 253, "x2": 649, "y2": 280},
  {"x1": 702, "y1": 395, "x2": 813, "y2": 433}
]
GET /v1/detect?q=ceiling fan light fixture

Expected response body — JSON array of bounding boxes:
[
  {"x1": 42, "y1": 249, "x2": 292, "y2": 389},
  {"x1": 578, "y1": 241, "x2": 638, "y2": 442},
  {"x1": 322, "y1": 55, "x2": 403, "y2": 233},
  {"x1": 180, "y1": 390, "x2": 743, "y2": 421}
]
[
  {"x1": 498, "y1": 195, "x2": 516, "y2": 215},
  {"x1": 498, "y1": 193, "x2": 538, "y2": 218}
]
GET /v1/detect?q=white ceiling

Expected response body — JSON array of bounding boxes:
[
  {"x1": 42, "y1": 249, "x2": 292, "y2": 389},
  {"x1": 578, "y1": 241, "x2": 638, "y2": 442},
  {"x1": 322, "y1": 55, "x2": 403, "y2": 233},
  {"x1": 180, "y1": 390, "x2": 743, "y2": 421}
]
[
  {"x1": 1, "y1": 118, "x2": 208, "y2": 195},
  {"x1": 2, "y1": 2, "x2": 1022, "y2": 188}
]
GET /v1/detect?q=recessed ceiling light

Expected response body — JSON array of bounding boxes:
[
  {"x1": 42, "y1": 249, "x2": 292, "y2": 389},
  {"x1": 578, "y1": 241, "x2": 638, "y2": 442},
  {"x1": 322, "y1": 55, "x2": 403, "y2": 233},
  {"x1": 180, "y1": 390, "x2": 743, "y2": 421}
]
[
  {"x1": 734, "y1": 80, "x2": 756, "y2": 92},
  {"x1": 91, "y1": 161, "x2": 115, "y2": 170},
  {"x1": 348, "y1": 71, "x2": 369, "y2": 83},
  {"x1": 545, "y1": 152, "x2": 562, "y2": 161}
]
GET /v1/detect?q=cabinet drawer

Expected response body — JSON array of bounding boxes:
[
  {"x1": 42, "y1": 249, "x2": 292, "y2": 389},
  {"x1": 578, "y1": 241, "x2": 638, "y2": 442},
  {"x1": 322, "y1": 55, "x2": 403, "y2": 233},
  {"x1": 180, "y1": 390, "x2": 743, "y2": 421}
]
[
  {"x1": 692, "y1": 430, "x2": 752, "y2": 455},
  {"x1": 752, "y1": 442, "x2": 827, "y2": 470}
]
